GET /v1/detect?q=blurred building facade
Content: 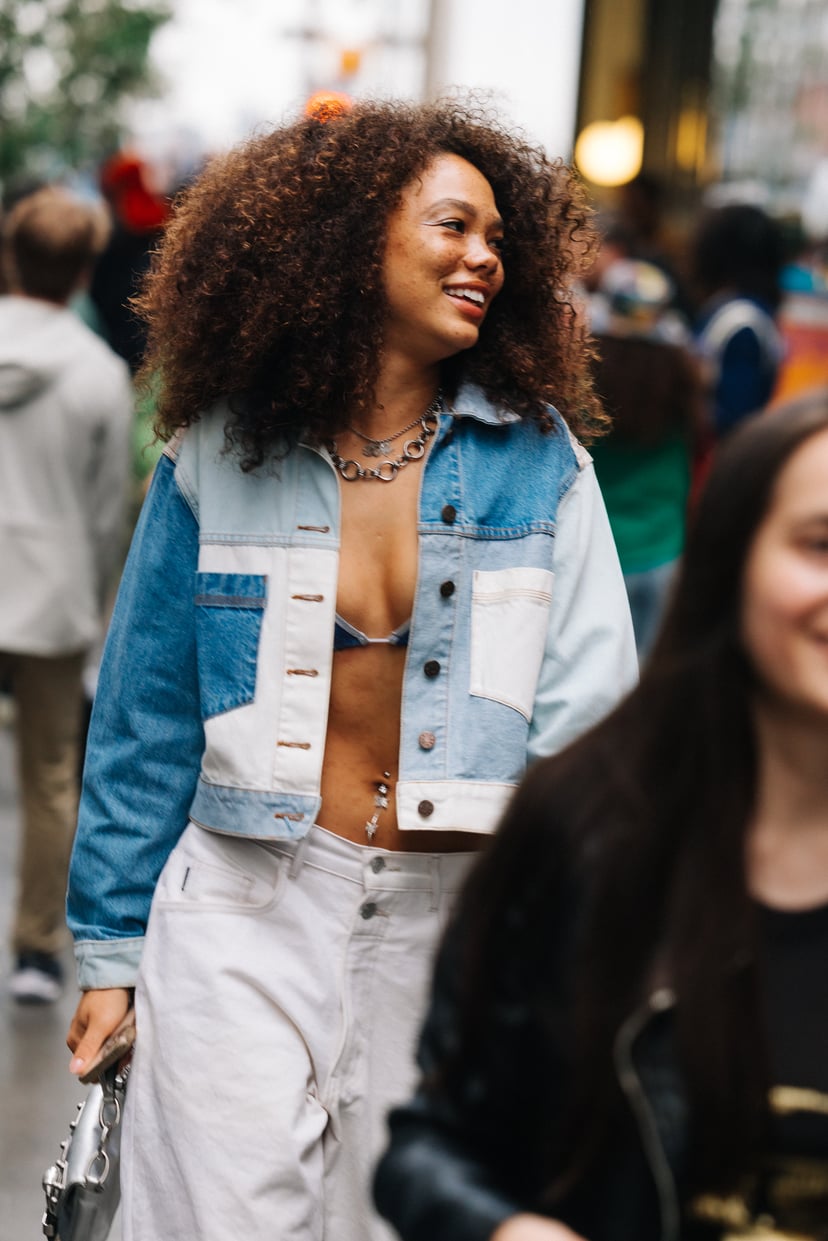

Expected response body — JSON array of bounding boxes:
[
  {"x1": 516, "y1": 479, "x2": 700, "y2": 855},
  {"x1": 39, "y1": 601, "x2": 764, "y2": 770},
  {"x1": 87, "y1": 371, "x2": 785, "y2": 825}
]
[{"x1": 576, "y1": 0, "x2": 828, "y2": 231}]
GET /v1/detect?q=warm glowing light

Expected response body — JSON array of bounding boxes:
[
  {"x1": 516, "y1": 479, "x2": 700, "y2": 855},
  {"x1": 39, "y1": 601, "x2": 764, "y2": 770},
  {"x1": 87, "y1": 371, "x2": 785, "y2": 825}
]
[
  {"x1": 574, "y1": 116, "x2": 644, "y2": 187},
  {"x1": 676, "y1": 106, "x2": 707, "y2": 174},
  {"x1": 340, "y1": 48, "x2": 362, "y2": 77},
  {"x1": 304, "y1": 90, "x2": 352, "y2": 123}
]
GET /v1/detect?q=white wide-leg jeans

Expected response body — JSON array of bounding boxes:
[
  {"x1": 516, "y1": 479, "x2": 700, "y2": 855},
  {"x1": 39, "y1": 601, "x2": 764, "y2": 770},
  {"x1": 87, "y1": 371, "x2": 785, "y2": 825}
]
[{"x1": 122, "y1": 822, "x2": 475, "y2": 1241}]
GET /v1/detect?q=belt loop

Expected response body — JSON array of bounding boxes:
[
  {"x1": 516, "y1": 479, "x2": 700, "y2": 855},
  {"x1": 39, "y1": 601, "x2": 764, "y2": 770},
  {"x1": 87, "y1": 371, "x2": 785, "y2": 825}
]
[
  {"x1": 289, "y1": 830, "x2": 313, "y2": 879},
  {"x1": 429, "y1": 856, "x2": 441, "y2": 912}
]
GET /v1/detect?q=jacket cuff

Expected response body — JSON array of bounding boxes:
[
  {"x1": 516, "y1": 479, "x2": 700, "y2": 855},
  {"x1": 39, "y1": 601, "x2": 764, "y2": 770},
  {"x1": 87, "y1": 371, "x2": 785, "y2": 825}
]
[{"x1": 74, "y1": 937, "x2": 144, "y2": 990}]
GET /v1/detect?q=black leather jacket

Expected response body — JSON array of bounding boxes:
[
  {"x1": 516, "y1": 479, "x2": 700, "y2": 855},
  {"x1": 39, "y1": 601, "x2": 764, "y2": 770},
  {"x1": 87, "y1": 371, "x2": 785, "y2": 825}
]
[{"x1": 374, "y1": 916, "x2": 690, "y2": 1241}]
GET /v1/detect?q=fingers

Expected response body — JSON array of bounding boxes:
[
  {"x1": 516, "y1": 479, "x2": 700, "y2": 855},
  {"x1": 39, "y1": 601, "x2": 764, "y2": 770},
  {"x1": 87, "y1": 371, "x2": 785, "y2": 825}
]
[{"x1": 66, "y1": 987, "x2": 133, "y2": 1076}]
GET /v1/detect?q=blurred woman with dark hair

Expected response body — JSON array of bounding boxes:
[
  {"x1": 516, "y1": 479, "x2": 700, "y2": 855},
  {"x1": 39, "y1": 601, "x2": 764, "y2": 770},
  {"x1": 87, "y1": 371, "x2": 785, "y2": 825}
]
[{"x1": 376, "y1": 390, "x2": 828, "y2": 1241}]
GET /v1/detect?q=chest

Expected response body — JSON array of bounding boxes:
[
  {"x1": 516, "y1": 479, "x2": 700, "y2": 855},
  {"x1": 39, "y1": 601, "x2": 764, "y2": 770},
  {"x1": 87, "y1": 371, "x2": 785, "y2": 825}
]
[{"x1": 336, "y1": 465, "x2": 422, "y2": 631}]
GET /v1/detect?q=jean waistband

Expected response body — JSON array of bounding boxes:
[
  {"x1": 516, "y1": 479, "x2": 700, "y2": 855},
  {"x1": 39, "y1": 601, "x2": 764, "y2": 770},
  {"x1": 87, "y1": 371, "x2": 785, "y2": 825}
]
[{"x1": 264, "y1": 822, "x2": 477, "y2": 894}]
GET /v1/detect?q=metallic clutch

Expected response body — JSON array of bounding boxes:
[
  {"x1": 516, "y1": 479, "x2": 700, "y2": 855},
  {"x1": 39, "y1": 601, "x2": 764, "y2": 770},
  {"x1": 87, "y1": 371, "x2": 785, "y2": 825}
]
[{"x1": 42, "y1": 1063, "x2": 128, "y2": 1241}]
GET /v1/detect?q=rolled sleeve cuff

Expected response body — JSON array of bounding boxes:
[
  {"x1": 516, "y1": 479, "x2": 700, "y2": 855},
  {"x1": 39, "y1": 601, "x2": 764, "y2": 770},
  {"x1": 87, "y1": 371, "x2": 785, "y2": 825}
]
[{"x1": 74, "y1": 937, "x2": 145, "y2": 990}]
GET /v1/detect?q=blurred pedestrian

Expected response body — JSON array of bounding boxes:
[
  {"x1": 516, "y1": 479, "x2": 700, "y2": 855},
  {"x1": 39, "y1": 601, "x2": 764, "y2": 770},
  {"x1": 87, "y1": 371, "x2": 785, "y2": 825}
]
[
  {"x1": 692, "y1": 203, "x2": 785, "y2": 439},
  {"x1": 90, "y1": 150, "x2": 170, "y2": 373},
  {"x1": 588, "y1": 258, "x2": 705, "y2": 658},
  {"x1": 616, "y1": 173, "x2": 694, "y2": 320},
  {"x1": 65, "y1": 98, "x2": 636, "y2": 1241},
  {"x1": 375, "y1": 391, "x2": 828, "y2": 1241},
  {"x1": 0, "y1": 187, "x2": 132, "y2": 1003}
]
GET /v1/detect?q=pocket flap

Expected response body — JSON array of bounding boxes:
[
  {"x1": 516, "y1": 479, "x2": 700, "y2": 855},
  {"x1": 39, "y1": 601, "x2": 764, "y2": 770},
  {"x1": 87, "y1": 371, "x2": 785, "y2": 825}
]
[
  {"x1": 472, "y1": 566, "x2": 553, "y2": 602},
  {"x1": 194, "y1": 572, "x2": 268, "y2": 608}
]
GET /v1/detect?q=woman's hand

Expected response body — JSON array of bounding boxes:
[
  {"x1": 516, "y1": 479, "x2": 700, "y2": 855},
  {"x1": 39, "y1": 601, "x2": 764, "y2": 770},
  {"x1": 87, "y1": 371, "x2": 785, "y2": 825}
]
[
  {"x1": 67, "y1": 987, "x2": 133, "y2": 1076},
  {"x1": 492, "y1": 1216, "x2": 588, "y2": 1241}
]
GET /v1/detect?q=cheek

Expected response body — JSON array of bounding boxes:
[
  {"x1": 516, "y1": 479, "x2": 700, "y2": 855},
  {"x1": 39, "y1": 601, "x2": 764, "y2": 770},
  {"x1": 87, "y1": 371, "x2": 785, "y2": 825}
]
[
  {"x1": 741, "y1": 559, "x2": 815, "y2": 676},
  {"x1": 741, "y1": 555, "x2": 787, "y2": 671}
]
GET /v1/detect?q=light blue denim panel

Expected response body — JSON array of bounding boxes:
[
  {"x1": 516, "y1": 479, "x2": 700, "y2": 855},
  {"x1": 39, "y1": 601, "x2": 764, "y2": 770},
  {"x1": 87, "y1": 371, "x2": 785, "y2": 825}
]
[{"x1": 194, "y1": 571, "x2": 268, "y2": 718}]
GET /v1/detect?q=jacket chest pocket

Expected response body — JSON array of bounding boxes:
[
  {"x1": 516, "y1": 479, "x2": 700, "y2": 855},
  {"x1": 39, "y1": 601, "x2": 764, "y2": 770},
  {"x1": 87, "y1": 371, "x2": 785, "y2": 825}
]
[
  {"x1": 194, "y1": 572, "x2": 268, "y2": 719},
  {"x1": 469, "y1": 567, "x2": 554, "y2": 722}
]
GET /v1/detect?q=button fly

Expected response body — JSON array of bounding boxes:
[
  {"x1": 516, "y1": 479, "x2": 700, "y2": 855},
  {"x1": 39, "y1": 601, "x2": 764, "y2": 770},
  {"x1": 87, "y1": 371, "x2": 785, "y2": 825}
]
[
  {"x1": 360, "y1": 902, "x2": 378, "y2": 919},
  {"x1": 370, "y1": 857, "x2": 386, "y2": 873}
]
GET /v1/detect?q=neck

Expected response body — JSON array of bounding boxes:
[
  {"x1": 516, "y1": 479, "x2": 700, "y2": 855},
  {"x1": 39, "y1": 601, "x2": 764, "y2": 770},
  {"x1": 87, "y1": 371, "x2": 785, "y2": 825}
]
[
  {"x1": 350, "y1": 356, "x2": 440, "y2": 439},
  {"x1": 747, "y1": 698, "x2": 828, "y2": 908}
]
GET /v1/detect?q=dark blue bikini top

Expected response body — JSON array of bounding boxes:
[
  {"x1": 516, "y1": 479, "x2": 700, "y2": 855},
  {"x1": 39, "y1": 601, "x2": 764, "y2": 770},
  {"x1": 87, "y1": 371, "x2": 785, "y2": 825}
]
[{"x1": 333, "y1": 614, "x2": 410, "y2": 651}]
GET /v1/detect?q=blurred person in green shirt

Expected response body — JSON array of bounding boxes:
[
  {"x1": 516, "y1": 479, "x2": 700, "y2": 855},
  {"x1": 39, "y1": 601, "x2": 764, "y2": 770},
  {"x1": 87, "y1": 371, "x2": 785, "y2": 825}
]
[{"x1": 588, "y1": 259, "x2": 705, "y2": 659}]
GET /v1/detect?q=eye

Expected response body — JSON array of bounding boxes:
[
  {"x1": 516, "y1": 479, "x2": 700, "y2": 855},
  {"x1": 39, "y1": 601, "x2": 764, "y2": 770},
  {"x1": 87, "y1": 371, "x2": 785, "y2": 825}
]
[
  {"x1": 797, "y1": 531, "x2": 828, "y2": 556},
  {"x1": 489, "y1": 236, "x2": 505, "y2": 253},
  {"x1": 440, "y1": 219, "x2": 465, "y2": 233}
]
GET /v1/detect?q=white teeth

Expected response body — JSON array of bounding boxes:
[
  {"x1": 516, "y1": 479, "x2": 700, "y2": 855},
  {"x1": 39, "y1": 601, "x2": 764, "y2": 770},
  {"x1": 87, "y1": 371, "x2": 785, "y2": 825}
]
[{"x1": 447, "y1": 288, "x2": 485, "y2": 305}]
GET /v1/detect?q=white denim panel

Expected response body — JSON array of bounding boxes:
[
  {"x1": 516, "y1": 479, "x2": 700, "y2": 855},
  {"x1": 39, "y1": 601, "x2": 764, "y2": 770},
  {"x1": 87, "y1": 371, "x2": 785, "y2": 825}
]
[
  {"x1": 196, "y1": 541, "x2": 337, "y2": 794},
  {"x1": 395, "y1": 778, "x2": 516, "y2": 834},
  {"x1": 469, "y1": 567, "x2": 554, "y2": 721},
  {"x1": 273, "y1": 544, "x2": 338, "y2": 792}
]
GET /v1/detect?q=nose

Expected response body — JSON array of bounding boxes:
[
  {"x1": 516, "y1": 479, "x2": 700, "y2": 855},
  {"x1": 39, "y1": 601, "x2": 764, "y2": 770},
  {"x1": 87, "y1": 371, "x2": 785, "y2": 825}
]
[{"x1": 463, "y1": 232, "x2": 501, "y2": 273}]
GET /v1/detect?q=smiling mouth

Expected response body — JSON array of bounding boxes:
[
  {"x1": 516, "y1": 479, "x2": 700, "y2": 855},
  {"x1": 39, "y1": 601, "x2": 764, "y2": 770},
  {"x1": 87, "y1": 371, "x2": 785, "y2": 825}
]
[{"x1": 445, "y1": 288, "x2": 486, "y2": 307}]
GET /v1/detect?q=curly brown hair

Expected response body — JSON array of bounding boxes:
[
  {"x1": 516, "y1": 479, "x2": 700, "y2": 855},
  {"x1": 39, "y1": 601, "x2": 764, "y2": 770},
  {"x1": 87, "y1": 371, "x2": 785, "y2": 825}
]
[{"x1": 135, "y1": 96, "x2": 606, "y2": 468}]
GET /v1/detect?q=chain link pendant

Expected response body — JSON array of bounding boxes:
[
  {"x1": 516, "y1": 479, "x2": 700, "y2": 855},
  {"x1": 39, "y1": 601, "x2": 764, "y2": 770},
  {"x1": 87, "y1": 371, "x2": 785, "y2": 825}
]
[{"x1": 363, "y1": 440, "x2": 391, "y2": 458}]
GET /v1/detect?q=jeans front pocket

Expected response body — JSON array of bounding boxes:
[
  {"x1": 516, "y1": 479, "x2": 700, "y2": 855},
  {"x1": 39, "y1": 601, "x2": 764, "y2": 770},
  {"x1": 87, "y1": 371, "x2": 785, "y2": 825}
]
[
  {"x1": 194, "y1": 571, "x2": 268, "y2": 719},
  {"x1": 469, "y1": 567, "x2": 554, "y2": 721},
  {"x1": 155, "y1": 824, "x2": 285, "y2": 912}
]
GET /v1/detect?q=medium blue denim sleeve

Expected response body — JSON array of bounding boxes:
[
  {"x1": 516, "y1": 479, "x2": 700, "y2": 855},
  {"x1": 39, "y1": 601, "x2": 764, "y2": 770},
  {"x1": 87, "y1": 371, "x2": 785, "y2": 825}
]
[{"x1": 68, "y1": 452, "x2": 205, "y2": 989}]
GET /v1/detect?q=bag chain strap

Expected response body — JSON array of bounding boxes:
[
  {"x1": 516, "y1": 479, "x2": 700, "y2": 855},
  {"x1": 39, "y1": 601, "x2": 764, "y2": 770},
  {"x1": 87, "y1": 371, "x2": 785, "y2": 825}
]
[{"x1": 42, "y1": 1063, "x2": 130, "y2": 1239}]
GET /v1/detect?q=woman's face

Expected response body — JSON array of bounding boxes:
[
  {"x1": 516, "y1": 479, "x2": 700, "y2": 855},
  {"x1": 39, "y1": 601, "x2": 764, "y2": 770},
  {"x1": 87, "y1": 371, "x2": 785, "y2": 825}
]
[
  {"x1": 381, "y1": 153, "x2": 505, "y2": 368},
  {"x1": 742, "y1": 427, "x2": 828, "y2": 722}
]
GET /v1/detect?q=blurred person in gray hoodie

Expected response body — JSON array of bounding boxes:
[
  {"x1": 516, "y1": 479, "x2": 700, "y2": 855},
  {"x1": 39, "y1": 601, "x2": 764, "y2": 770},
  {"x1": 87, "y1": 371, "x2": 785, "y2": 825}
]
[{"x1": 0, "y1": 186, "x2": 132, "y2": 1003}]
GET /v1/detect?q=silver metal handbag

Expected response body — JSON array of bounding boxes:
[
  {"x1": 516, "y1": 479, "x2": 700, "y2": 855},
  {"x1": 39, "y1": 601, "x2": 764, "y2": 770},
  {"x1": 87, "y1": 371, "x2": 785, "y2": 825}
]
[{"x1": 42, "y1": 1063, "x2": 128, "y2": 1241}]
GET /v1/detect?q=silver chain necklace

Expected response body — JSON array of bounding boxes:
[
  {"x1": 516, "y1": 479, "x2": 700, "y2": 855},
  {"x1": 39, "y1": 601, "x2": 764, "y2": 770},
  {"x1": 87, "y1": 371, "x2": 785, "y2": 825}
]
[
  {"x1": 329, "y1": 391, "x2": 442, "y2": 483},
  {"x1": 347, "y1": 414, "x2": 423, "y2": 458}
]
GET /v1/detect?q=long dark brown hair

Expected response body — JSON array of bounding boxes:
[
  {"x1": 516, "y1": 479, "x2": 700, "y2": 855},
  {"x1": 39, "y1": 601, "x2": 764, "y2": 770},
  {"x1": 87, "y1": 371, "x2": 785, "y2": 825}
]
[
  {"x1": 449, "y1": 390, "x2": 828, "y2": 1196},
  {"x1": 134, "y1": 97, "x2": 605, "y2": 470}
]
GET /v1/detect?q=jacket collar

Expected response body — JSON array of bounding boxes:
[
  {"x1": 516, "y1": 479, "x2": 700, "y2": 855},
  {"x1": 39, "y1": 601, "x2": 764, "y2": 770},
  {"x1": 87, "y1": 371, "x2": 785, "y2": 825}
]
[
  {"x1": 448, "y1": 382, "x2": 522, "y2": 427},
  {"x1": 298, "y1": 381, "x2": 521, "y2": 453}
]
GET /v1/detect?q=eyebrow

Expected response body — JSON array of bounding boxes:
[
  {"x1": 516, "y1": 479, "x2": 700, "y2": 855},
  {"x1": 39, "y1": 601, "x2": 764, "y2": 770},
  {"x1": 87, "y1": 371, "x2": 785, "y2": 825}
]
[{"x1": 426, "y1": 198, "x2": 505, "y2": 230}]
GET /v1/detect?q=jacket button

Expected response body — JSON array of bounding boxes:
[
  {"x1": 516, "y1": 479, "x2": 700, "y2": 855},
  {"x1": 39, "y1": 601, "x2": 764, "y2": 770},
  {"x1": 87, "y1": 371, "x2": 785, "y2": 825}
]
[
  {"x1": 424, "y1": 660, "x2": 440, "y2": 678},
  {"x1": 418, "y1": 731, "x2": 436, "y2": 750},
  {"x1": 439, "y1": 580, "x2": 455, "y2": 598},
  {"x1": 418, "y1": 800, "x2": 434, "y2": 818},
  {"x1": 441, "y1": 504, "x2": 457, "y2": 524},
  {"x1": 360, "y1": 902, "x2": 378, "y2": 919}
]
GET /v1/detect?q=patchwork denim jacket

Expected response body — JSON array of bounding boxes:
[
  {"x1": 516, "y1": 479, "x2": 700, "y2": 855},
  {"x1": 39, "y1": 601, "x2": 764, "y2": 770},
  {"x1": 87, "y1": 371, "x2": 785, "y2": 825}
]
[{"x1": 68, "y1": 384, "x2": 636, "y2": 988}]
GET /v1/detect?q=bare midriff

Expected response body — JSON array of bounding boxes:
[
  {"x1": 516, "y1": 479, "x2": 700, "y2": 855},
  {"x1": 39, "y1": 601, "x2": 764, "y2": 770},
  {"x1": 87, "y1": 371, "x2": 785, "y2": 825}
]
[
  {"x1": 319, "y1": 644, "x2": 482, "y2": 851},
  {"x1": 317, "y1": 433, "x2": 484, "y2": 854}
]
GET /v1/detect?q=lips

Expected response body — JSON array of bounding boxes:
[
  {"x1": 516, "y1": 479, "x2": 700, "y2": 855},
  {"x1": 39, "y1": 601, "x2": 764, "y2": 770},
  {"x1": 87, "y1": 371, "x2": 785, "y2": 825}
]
[{"x1": 444, "y1": 285, "x2": 487, "y2": 307}]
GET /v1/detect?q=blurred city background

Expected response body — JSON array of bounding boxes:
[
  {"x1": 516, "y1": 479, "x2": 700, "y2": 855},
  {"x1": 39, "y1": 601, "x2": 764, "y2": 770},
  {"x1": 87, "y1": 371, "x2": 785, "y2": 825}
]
[{"x1": 1, "y1": 0, "x2": 828, "y2": 1237}]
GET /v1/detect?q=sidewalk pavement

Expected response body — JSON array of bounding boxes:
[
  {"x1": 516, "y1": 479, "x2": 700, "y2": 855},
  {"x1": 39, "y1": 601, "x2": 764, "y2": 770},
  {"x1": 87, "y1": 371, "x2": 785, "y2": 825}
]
[{"x1": 0, "y1": 715, "x2": 121, "y2": 1241}]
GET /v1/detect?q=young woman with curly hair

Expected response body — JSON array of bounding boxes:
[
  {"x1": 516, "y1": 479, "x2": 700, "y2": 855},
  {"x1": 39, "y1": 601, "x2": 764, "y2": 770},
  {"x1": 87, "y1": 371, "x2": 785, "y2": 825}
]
[{"x1": 65, "y1": 98, "x2": 636, "y2": 1241}]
